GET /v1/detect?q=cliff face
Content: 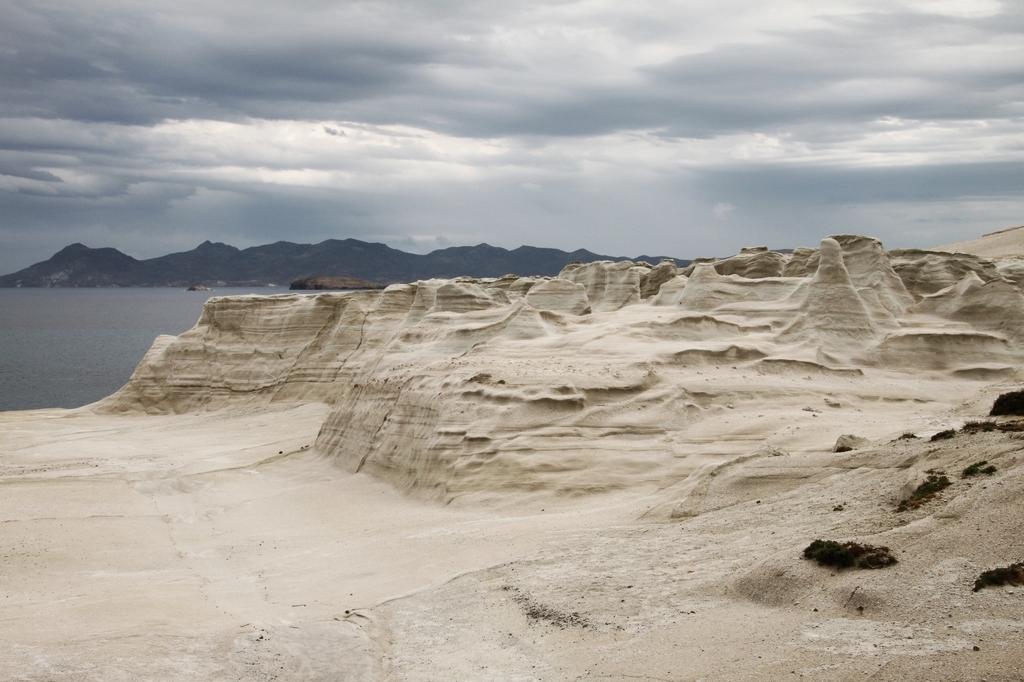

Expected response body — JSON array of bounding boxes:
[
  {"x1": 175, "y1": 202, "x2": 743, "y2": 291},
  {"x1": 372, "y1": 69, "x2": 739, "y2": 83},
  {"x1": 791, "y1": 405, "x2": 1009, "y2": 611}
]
[{"x1": 101, "y1": 235, "x2": 1024, "y2": 504}]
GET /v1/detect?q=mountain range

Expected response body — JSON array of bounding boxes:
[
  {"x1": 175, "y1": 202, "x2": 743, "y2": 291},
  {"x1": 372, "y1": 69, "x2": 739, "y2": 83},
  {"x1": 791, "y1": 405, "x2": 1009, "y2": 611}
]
[{"x1": 0, "y1": 239, "x2": 689, "y2": 288}]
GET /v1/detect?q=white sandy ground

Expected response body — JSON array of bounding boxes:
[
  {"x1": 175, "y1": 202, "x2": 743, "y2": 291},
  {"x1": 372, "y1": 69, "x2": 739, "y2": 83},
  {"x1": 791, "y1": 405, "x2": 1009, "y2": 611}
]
[
  {"x1": 3, "y1": 232, "x2": 1024, "y2": 680},
  {"x1": 0, "y1": 405, "x2": 651, "y2": 680},
  {"x1": 3, "y1": 399, "x2": 1024, "y2": 680}
]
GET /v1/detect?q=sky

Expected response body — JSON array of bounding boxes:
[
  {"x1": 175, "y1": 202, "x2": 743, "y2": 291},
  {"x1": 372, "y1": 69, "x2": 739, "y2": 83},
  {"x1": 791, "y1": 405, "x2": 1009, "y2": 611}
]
[{"x1": 0, "y1": 0, "x2": 1022, "y2": 273}]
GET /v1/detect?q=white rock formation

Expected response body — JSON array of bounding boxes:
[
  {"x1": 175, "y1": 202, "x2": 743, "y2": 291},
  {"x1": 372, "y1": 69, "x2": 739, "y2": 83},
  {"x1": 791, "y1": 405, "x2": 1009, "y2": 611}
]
[
  {"x1": 558, "y1": 259, "x2": 645, "y2": 311},
  {"x1": 650, "y1": 274, "x2": 688, "y2": 306},
  {"x1": 889, "y1": 248, "x2": 1004, "y2": 297},
  {"x1": 639, "y1": 260, "x2": 679, "y2": 298},
  {"x1": 713, "y1": 248, "x2": 788, "y2": 278},
  {"x1": 524, "y1": 278, "x2": 591, "y2": 315},
  {"x1": 99, "y1": 233, "x2": 1024, "y2": 502}
]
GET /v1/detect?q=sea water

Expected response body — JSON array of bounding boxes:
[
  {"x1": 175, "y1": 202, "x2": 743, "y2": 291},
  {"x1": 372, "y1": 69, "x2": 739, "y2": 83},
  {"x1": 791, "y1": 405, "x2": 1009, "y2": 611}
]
[{"x1": 0, "y1": 287, "x2": 284, "y2": 410}]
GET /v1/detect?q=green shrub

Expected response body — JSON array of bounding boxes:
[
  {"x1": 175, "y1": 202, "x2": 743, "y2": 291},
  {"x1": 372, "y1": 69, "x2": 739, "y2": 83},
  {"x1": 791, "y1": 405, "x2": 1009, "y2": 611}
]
[
  {"x1": 962, "y1": 460, "x2": 997, "y2": 477},
  {"x1": 961, "y1": 421, "x2": 997, "y2": 433},
  {"x1": 802, "y1": 539, "x2": 897, "y2": 570},
  {"x1": 961, "y1": 420, "x2": 1024, "y2": 434},
  {"x1": 990, "y1": 391, "x2": 1024, "y2": 417},
  {"x1": 973, "y1": 563, "x2": 1024, "y2": 592},
  {"x1": 930, "y1": 429, "x2": 956, "y2": 442},
  {"x1": 897, "y1": 471, "x2": 951, "y2": 512}
]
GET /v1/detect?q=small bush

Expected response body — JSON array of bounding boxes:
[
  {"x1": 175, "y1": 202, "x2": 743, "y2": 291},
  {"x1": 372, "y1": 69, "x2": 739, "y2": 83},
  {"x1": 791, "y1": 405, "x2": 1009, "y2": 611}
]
[
  {"x1": 961, "y1": 421, "x2": 998, "y2": 434},
  {"x1": 990, "y1": 390, "x2": 1024, "y2": 417},
  {"x1": 930, "y1": 429, "x2": 956, "y2": 442},
  {"x1": 973, "y1": 562, "x2": 1024, "y2": 592},
  {"x1": 897, "y1": 433, "x2": 918, "y2": 440},
  {"x1": 961, "y1": 420, "x2": 1024, "y2": 434},
  {"x1": 897, "y1": 471, "x2": 951, "y2": 512},
  {"x1": 802, "y1": 539, "x2": 897, "y2": 570},
  {"x1": 962, "y1": 460, "x2": 997, "y2": 477}
]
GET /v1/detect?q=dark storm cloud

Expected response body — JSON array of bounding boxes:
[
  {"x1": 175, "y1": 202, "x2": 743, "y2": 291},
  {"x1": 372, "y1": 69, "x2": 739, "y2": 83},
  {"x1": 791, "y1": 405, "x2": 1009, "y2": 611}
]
[
  {"x1": 0, "y1": 0, "x2": 487, "y2": 125},
  {"x1": 2, "y1": 1, "x2": 1020, "y2": 136},
  {"x1": 446, "y1": 9, "x2": 1024, "y2": 139},
  {"x1": 0, "y1": 0, "x2": 1022, "y2": 273},
  {"x1": 646, "y1": 14, "x2": 1024, "y2": 136},
  {"x1": 0, "y1": 158, "x2": 61, "y2": 183}
]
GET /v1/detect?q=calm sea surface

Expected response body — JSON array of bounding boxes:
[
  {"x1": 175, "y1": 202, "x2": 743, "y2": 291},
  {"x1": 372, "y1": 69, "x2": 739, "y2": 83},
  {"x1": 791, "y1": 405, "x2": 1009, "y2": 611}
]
[{"x1": 0, "y1": 287, "x2": 285, "y2": 411}]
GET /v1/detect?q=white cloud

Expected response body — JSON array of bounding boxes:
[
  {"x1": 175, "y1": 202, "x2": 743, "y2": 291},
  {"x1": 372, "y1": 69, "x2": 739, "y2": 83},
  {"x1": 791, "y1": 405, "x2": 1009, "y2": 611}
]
[{"x1": 712, "y1": 202, "x2": 736, "y2": 221}]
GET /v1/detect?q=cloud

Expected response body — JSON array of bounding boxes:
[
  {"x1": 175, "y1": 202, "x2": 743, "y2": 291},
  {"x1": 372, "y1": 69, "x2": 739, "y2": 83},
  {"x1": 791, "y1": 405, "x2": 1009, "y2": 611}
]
[
  {"x1": 4, "y1": 1, "x2": 1021, "y2": 136},
  {"x1": 712, "y1": 203, "x2": 735, "y2": 221},
  {"x1": 0, "y1": 0, "x2": 1022, "y2": 273}
]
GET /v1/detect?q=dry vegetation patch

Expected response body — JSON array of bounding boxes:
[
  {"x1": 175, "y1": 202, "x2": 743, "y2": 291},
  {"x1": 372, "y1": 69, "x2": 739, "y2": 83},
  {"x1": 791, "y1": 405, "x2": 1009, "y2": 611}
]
[
  {"x1": 961, "y1": 420, "x2": 1024, "y2": 434},
  {"x1": 973, "y1": 563, "x2": 1024, "y2": 592},
  {"x1": 990, "y1": 390, "x2": 1024, "y2": 417},
  {"x1": 897, "y1": 471, "x2": 951, "y2": 512},
  {"x1": 802, "y1": 540, "x2": 897, "y2": 570},
  {"x1": 962, "y1": 460, "x2": 997, "y2": 477},
  {"x1": 961, "y1": 421, "x2": 998, "y2": 434},
  {"x1": 501, "y1": 585, "x2": 590, "y2": 629}
]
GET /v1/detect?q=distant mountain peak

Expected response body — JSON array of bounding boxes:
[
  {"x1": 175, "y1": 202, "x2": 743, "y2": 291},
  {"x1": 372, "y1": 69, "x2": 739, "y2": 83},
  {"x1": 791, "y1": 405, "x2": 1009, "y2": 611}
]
[
  {"x1": 195, "y1": 240, "x2": 237, "y2": 251},
  {"x1": 0, "y1": 238, "x2": 690, "y2": 288},
  {"x1": 55, "y1": 242, "x2": 91, "y2": 255},
  {"x1": 50, "y1": 243, "x2": 134, "y2": 263}
]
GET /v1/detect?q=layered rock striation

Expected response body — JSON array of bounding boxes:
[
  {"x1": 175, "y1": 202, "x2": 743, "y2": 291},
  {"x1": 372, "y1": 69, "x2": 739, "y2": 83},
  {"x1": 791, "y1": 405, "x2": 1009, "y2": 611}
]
[{"x1": 102, "y1": 235, "x2": 1024, "y2": 503}]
